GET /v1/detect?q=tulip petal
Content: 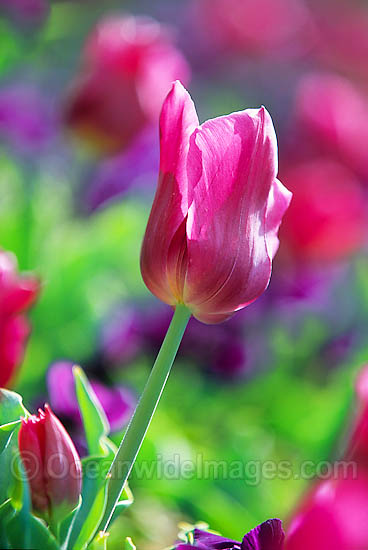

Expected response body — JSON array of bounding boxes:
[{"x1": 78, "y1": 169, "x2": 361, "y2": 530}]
[
  {"x1": 140, "y1": 81, "x2": 199, "y2": 304},
  {"x1": 242, "y1": 519, "x2": 285, "y2": 550},
  {"x1": 18, "y1": 416, "x2": 49, "y2": 513},
  {"x1": 286, "y1": 493, "x2": 347, "y2": 550},
  {"x1": 193, "y1": 530, "x2": 240, "y2": 549},
  {"x1": 184, "y1": 107, "x2": 280, "y2": 322},
  {"x1": 43, "y1": 405, "x2": 82, "y2": 509},
  {"x1": 265, "y1": 179, "x2": 292, "y2": 259}
]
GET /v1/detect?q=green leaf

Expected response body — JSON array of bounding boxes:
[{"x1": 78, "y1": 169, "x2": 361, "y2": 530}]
[
  {"x1": 0, "y1": 442, "x2": 16, "y2": 505},
  {"x1": 6, "y1": 457, "x2": 32, "y2": 548},
  {"x1": 0, "y1": 390, "x2": 28, "y2": 504},
  {"x1": 7, "y1": 514, "x2": 59, "y2": 550},
  {"x1": 0, "y1": 420, "x2": 27, "y2": 506},
  {"x1": 28, "y1": 516, "x2": 60, "y2": 550},
  {"x1": 0, "y1": 500, "x2": 14, "y2": 548},
  {"x1": 0, "y1": 420, "x2": 21, "y2": 454},
  {"x1": 93, "y1": 531, "x2": 110, "y2": 550},
  {"x1": 73, "y1": 366, "x2": 110, "y2": 456},
  {"x1": 65, "y1": 456, "x2": 110, "y2": 550},
  {"x1": 99, "y1": 482, "x2": 133, "y2": 529},
  {"x1": 0, "y1": 389, "x2": 28, "y2": 425},
  {"x1": 125, "y1": 536, "x2": 137, "y2": 550}
]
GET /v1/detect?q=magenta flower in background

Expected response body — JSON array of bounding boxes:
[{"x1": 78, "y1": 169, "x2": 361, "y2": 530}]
[
  {"x1": 64, "y1": 14, "x2": 190, "y2": 155},
  {"x1": 286, "y1": 365, "x2": 368, "y2": 550},
  {"x1": 176, "y1": 519, "x2": 284, "y2": 550},
  {"x1": 294, "y1": 73, "x2": 368, "y2": 179},
  {"x1": 313, "y1": 1, "x2": 368, "y2": 84},
  {"x1": 191, "y1": 0, "x2": 315, "y2": 58},
  {"x1": 18, "y1": 404, "x2": 82, "y2": 519},
  {"x1": 47, "y1": 361, "x2": 136, "y2": 433},
  {"x1": 0, "y1": 84, "x2": 57, "y2": 155},
  {"x1": 0, "y1": 250, "x2": 39, "y2": 388},
  {"x1": 279, "y1": 159, "x2": 367, "y2": 263},
  {"x1": 141, "y1": 81, "x2": 292, "y2": 324}
]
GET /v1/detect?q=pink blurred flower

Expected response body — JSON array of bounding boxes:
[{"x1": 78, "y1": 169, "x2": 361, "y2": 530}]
[
  {"x1": 64, "y1": 14, "x2": 190, "y2": 155},
  {"x1": 279, "y1": 159, "x2": 367, "y2": 262},
  {"x1": 140, "y1": 81, "x2": 292, "y2": 324},
  {"x1": 312, "y1": 1, "x2": 368, "y2": 84},
  {"x1": 286, "y1": 365, "x2": 368, "y2": 549},
  {"x1": 0, "y1": 250, "x2": 39, "y2": 388},
  {"x1": 192, "y1": 0, "x2": 315, "y2": 58},
  {"x1": 294, "y1": 73, "x2": 368, "y2": 179}
]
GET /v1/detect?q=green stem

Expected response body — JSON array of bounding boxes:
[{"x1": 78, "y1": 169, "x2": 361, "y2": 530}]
[{"x1": 102, "y1": 304, "x2": 191, "y2": 532}]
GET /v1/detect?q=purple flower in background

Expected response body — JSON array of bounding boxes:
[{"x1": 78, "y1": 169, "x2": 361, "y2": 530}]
[
  {"x1": 0, "y1": 0, "x2": 49, "y2": 27},
  {"x1": 102, "y1": 307, "x2": 143, "y2": 365},
  {"x1": 47, "y1": 361, "x2": 136, "y2": 433},
  {"x1": 101, "y1": 303, "x2": 254, "y2": 381},
  {"x1": 86, "y1": 126, "x2": 158, "y2": 212},
  {"x1": 0, "y1": 84, "x2": 56, "y2": 154},
  {"x1": 176, "y1": 520, "x2": 285, "y2": 550}
]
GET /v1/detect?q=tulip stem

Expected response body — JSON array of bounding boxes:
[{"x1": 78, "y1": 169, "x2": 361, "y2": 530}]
[{"x1": 101, "y1": 304, "x2": 191, "y2": 533}]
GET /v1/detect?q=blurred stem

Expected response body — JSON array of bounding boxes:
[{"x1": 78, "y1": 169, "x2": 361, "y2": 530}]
[{"x1": 101, "y1": 304, "x2": 191, "y2": 533}]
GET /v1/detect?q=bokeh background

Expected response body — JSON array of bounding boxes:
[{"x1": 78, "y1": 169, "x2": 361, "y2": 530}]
[{"x1": 1, "y1": 0, "x2": 368, "y2": 547}]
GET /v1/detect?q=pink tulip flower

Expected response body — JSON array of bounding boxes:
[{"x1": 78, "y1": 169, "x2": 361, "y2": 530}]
[
  {"x1": 64, "y1": 15, "x2": 190, "y2": 155},
  {"x1": 140, "y1": 82, "x2": 291, "y2": 324},
  {"x1": 286, "y1": 365, "x2": 368, "y2": 549}
]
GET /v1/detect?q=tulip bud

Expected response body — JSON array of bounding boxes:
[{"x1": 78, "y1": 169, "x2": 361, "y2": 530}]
[
  {"x1": 140, "y1": 81, "x2": 292, "y2": 324},
  {"x1": 18, "y1": 404, "x2": 82, "y2": 521}
]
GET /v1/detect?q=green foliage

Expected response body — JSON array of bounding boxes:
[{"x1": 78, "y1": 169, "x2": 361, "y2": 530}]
[
  {"x1": 74, "y1": 366, "x2": 111, "y2": 457},
  {"x1": 66, "y1": 459, "x2": 109, "y2": 550},
  {"x1": 63, "y1": 368, "x2": 133, "y2": 550}
]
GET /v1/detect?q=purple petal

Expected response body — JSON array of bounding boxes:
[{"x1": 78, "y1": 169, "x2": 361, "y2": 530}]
[
  {"x1": 0, "y1": 84, "x2": 56, "y2": 153},
  {"x1": 194, "y1": 530, "x2": 241, "y2": 550},
  {"x1": 47, "y1": 361, "x2": 135, "y2": 433},
  {"x1": 90, "y1": 381, "x2": 135, "y2": 432},
  {"x1": 47, "y1": 362, "x2": 80, "y2": 420},
  {"x1": 242, "y1": 519, "x2": 285, "y2": 550},
  {"x1": 101, "y1": 308, "x2": 142, "y2": 365},
  {"x1": 86, "y1": 126, "x2": 159, "y2": 212}
]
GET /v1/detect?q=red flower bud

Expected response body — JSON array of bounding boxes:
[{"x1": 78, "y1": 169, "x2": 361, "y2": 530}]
[{"x1": 18, "y1": 404, "x2": 82, "y2": 520}]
